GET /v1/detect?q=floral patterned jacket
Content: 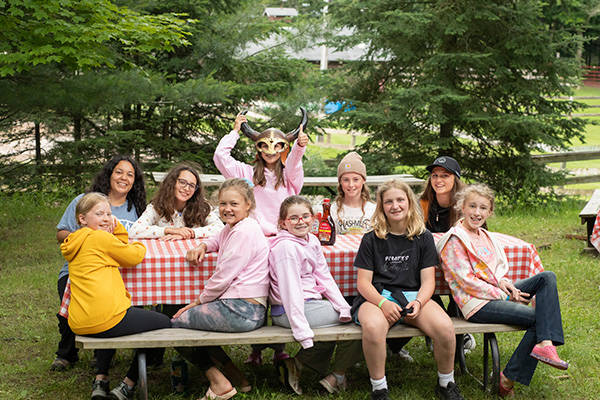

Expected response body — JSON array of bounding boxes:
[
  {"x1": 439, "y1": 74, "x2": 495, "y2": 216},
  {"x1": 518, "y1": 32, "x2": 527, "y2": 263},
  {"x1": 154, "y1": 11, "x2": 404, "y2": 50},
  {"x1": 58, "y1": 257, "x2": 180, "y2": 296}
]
[{"x1": 436, "y1": 223, "x2": 510, "y2": 319}]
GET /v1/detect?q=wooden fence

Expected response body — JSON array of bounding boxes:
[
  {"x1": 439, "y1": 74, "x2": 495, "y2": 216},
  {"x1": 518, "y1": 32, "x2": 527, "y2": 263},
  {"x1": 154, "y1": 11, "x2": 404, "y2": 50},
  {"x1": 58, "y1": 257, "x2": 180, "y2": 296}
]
[{"x1": 532, "y1": 149, "x2": 600, "y2": 184}]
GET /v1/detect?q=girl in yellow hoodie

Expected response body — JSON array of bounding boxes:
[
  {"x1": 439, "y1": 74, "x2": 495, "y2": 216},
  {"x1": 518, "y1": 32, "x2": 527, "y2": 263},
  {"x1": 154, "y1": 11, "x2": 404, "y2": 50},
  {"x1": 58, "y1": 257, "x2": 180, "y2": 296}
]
[{"x1": 61, "y1": 192, "x2": 171, "y2": 400}]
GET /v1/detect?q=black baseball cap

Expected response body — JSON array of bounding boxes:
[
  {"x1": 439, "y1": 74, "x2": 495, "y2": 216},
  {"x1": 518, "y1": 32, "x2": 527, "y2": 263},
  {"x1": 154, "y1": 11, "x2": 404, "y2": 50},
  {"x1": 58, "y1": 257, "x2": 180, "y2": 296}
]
[{"x1": 426, "y1": 156, "x2": 461, "y2": 179}]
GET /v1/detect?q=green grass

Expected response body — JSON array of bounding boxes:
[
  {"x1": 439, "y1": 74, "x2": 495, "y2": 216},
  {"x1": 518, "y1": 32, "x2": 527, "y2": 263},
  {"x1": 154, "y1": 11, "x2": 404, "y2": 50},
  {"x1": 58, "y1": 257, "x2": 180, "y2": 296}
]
[{"x1": 0, "y1": 193, "x2": 598, "y2": 399}]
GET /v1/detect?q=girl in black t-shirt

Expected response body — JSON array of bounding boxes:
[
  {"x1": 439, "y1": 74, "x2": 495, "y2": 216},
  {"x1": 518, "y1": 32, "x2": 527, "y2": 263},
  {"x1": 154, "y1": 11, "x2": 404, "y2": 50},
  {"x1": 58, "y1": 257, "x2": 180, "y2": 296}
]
[{"x1": 353, "y1": 179, "x2": 464, "y2": 400}]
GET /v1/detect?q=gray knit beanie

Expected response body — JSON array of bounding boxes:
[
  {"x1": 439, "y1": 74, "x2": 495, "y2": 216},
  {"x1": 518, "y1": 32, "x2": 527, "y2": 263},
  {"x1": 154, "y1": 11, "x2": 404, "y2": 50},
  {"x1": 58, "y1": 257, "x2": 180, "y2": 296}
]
[{"x1": 337, "y1": 152, "x2": 367, "y2": 181}]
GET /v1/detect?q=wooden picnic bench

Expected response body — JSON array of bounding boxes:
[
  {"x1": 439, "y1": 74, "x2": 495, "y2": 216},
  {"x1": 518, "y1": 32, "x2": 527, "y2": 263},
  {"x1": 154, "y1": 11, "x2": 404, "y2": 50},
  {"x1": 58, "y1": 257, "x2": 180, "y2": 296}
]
[
  {"x1": 151, "y1": 172, "x2": 424, "y2": 195},
  {"x1": 76, "y1": 318, "x2": 524, "y2": 400},
  {"x1": 579, "y1": 189, "x2": 600, "y2": 254}
]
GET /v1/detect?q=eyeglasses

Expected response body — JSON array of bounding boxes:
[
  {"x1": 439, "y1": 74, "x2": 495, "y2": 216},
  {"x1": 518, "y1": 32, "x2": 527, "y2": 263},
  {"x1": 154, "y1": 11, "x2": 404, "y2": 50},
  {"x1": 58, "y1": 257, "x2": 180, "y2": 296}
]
[
  {"x1": 285, "y1": 214, "x2": 313, "y2": 224},
  {"x1": 177, "y1": 178, "x2": 199, "y2": 191}
]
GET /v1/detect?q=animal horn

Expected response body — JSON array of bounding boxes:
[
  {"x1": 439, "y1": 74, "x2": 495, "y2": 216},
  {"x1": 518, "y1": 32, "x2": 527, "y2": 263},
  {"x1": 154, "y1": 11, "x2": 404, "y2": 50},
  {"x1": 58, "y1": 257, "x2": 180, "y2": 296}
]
[
  {"x1": 239, "y1": 110, "x2": 260, "y2": 140},
  {"x1": 285, "y1": 107, "x2": 308, "y2": 142}
]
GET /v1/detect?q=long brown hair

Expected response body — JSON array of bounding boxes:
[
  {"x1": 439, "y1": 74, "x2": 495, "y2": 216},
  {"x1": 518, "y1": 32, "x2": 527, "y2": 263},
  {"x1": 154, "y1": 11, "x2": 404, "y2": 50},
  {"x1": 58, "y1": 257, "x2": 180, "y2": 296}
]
[
  {"x1": 152, "y1": 164, "x2": 211, "y2": 227},
  {"x1": 420, "y1": 173, "x2": 466, "y2": 227},
  {"x1": 372, "y1": 180, "x2": 425, "y2": 240},
  {"x1": 252, "y1": 153, "x2": 286, "y2": 189}
]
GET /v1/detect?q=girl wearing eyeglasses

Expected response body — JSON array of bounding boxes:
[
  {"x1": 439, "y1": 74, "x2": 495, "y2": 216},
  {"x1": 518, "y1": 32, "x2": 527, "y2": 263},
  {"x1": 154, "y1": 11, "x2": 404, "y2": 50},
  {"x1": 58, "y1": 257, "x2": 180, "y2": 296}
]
[
  {"x1": 269, "y1": 195, "x2": 361, "y2": 395},
  {"x1": 130, "y1": 164, "x2": 223, "y2": 241}
]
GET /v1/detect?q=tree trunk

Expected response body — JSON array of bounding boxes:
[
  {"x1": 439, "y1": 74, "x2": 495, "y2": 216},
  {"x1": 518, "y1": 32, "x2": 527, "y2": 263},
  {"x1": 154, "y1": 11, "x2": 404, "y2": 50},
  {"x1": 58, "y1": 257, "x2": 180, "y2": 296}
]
[{"x1": 34, "y1": 122, "x2": 41, "y2": 165}]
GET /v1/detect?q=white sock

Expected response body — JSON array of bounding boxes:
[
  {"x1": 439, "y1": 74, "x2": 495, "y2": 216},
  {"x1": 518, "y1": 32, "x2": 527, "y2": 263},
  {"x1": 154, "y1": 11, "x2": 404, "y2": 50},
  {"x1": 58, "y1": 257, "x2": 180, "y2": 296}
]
[
  {"x1": 370, "y1": 376, "x2": 387, "y2": 391},
  {"x1": 333, "y1": 372, "x2": 345, "y2": 384},
  {"x1": 438, "y1": 371, "x2": 454, "y2": 388}
]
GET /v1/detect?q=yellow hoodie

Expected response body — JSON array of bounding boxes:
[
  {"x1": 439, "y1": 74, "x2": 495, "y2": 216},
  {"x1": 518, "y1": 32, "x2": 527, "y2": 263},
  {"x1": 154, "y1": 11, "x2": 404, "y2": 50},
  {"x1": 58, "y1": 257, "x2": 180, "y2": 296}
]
[{"x1": 61, "y1": 223, "x2": 146, "y2": 335}]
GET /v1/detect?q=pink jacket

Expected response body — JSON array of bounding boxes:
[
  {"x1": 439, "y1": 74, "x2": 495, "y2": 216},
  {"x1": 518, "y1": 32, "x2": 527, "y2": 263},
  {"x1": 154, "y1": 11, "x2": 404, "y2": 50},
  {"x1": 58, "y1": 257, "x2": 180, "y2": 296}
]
[
  {"x1": 436, "y1": 223, "x2": 510, "y2": 319},
  {"x1": 213, "y1": 130, "x2": 305, "y2": 236},
  {"x1": 269, "y1": 230, "x2": 351, "y2": 348},
  {"x1": 200, "y1": 218, "x2": 270, "y2": 304}
]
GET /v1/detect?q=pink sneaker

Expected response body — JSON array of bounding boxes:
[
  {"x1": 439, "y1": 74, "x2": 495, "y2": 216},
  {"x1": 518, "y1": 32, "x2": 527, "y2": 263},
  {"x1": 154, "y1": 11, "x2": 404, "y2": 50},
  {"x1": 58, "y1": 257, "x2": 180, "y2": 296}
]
[
  {"x1": 498, "y1": 372, "x2": 515, "y2": 398},
  {"x1": 243, "y1": 352, "x2": 262, "y2": 368},
  {"x1": 530, "y1": 345, "x2": 568, "y2": 370}
]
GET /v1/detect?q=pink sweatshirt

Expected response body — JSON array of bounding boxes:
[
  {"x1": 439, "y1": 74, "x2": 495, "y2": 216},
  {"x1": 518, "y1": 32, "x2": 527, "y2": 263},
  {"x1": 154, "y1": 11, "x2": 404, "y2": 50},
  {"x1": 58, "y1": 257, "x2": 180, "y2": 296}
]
[
  {"x1": 199, "y1": 217, "x2": 270, "y2": 304},
  {"x1": 269, "y1": 230, "x2": 351, "y2": 348},
  {"x1": 213, "y1": 130, "x2": 305, "y2": 236}
]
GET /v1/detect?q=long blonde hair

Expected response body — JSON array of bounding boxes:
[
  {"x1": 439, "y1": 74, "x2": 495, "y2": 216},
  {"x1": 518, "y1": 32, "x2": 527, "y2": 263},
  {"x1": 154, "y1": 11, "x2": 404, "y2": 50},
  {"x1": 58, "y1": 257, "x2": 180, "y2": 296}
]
[{"x1": 372, "y1": 180, "x2": 425, "y2": 240}]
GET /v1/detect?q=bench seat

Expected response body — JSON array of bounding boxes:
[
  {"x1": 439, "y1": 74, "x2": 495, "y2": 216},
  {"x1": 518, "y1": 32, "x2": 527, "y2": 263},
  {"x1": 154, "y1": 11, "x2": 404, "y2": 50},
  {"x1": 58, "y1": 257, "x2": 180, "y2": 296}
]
[{"x1": 76, "y1": 318, "x2": 524, "y2": 399}]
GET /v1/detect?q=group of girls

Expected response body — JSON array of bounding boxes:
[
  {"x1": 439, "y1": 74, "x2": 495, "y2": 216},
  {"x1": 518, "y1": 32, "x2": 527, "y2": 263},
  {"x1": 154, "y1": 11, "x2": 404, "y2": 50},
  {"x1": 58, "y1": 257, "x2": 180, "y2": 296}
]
[{"x1": 52, "y1": 109, "x2": 567, "y2": 400}]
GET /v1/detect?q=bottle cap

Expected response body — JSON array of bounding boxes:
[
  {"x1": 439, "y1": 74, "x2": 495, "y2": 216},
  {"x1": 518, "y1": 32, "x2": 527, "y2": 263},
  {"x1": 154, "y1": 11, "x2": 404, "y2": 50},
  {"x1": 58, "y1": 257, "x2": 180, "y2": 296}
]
[{"x1": 323, "y1": 198, "x2": 330, "y2": 203}]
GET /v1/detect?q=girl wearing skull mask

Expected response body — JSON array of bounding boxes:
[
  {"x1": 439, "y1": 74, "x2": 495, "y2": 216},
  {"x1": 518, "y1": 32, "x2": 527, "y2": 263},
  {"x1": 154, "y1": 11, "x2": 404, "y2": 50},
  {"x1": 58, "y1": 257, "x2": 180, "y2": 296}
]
[
  {"x1": 213, "y1": 110, "x2": 309, "y2": 237},
  {"x1": 213, "y1": 110, "x2": 309, "y2": 368}
]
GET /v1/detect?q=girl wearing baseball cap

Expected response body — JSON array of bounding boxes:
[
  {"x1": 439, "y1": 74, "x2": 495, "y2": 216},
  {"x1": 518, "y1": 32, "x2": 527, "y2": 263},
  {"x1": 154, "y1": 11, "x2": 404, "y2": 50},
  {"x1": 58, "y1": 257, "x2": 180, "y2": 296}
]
[{"x1": 420, "y1": 156, "x2": 466, "y2": 233}]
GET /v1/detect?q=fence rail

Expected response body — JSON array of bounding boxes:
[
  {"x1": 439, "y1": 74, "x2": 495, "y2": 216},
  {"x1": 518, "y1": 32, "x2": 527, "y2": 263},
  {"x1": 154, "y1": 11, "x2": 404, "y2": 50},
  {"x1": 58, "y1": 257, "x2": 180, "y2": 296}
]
[{"x1": 532, "y1": 149, "x2": 600, "y2": 185}]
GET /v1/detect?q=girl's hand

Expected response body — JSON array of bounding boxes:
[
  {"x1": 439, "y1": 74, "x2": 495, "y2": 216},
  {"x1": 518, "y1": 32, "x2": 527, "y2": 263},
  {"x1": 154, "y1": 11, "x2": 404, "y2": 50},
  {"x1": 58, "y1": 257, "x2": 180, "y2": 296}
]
[
  {"x1": 405, "y1": 300, "x2": 421, "y2": 319},
  {"x1": 172, "y1": 300, "x2": 200, "y2": 320},
  {"x1": 233, "y1": 112, "x2": 247, "y2": 133},
  {"x1": 297, "y1": 126, "x2": 308, "y2": 147},
  {"x1": 109, "y1": 215, "x2": 119, "y2": 234},
  {"x1": 165, "y1": 227, "x2": 195, "y2": 239},
  {"x1": 499, "y1": 280, "x2": 530, "y2": 302},
  {"x1": 160, "y1": 234, "x2": 184, "y2": 242},
  {"x1": 380, "y1": 300, "x2": 403, "y2": 324},
  {"x1": 186, "y1": 243, "x2": 207, "y2": 266}
]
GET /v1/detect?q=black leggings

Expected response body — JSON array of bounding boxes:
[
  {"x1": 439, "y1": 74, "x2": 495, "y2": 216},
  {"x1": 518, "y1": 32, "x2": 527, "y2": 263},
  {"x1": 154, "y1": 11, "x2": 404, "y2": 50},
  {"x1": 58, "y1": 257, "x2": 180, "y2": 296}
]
[{"x1": 87, "y1": 307, "x2": 171, "y2": 381}]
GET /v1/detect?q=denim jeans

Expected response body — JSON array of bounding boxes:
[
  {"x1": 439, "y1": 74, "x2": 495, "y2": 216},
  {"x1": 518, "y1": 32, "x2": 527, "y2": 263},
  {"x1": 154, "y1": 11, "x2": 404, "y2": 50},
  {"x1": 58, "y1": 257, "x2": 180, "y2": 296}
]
[{"x1": 468, "y1": 271, "x2": 564, "y2": 385}]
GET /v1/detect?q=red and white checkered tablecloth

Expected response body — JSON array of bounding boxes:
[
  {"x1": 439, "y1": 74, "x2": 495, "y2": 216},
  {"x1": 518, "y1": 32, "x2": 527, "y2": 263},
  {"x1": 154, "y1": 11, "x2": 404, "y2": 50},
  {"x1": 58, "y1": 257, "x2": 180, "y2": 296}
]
[
  {"x1": 60, "y1": 232, "x2": 544, "y2": 316},
  {"x1": 591, "y1": 212, "x2": 600, "y2": 252}
]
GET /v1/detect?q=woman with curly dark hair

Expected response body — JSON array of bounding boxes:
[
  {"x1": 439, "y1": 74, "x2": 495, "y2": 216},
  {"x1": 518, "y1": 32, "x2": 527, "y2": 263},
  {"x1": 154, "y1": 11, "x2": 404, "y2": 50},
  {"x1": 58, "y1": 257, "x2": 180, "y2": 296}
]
[
  {"x1": 89, "y1": 155, "x2": 147, "y2": 219},
  {"x1": 129, "y1": 163, "x2": 223, "y2": 241},
  {"x1": 51, "y1": 155, "x2": 148, "y2": 372}
]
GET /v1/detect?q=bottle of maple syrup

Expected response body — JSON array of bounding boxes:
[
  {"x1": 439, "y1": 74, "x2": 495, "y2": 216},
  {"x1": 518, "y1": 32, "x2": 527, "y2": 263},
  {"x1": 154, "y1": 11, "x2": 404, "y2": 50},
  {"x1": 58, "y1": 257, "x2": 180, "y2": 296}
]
[{"x1": 318, "y1": 198, "x2": 336, "y2": 245}]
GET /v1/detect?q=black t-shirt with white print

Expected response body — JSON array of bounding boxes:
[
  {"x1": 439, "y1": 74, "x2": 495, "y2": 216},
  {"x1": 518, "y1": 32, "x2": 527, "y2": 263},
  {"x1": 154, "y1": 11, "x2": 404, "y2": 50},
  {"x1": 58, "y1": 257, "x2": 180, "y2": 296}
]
[{"x1": 352, "y1": 229, "x2": 439, "y2": 313}]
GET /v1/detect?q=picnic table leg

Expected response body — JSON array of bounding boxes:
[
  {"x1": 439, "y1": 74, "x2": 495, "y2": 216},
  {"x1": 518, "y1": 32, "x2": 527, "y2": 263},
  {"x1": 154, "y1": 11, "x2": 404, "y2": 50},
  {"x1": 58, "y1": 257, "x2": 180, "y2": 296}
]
[
  {"x1": 455, "y1": 334, "x2": 468, "y2": 374},
  {"x1": 483, "y1": 333, "x2": 500, "y2": 395},
  {"x1": 137, "y1": 351, "x2": 148, "y2": 400}
]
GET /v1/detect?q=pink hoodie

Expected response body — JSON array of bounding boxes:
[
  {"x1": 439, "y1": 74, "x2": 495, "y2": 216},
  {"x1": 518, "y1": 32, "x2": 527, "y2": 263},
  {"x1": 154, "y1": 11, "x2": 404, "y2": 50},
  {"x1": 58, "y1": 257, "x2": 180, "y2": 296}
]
[
  {"x1": 213, "y1": 130, "x2": 305, "y2": 236},
  {"x1": 269, "y1": 230, "x2": 351, "y2": 348},
  {"x1": 200, "y1": 217, "x2": 270, "y2": 304}
]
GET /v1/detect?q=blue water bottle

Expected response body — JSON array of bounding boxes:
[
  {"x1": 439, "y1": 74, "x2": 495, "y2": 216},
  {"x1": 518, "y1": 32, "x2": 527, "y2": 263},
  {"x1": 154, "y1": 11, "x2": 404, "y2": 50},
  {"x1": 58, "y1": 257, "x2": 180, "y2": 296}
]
[{"x1": 170, "y1": 354, "x2": 188, "y2": 395}]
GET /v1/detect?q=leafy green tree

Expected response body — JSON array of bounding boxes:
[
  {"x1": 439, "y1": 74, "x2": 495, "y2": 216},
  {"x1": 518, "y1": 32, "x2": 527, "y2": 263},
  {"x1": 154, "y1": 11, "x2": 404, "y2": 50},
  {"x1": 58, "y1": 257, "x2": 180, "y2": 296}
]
[
  {"x1": 0, "y1": 0, "x2": 191, "y2": 76},
  {"x1": 327, "y1": 0, "x2": 587, "y2": 202}
]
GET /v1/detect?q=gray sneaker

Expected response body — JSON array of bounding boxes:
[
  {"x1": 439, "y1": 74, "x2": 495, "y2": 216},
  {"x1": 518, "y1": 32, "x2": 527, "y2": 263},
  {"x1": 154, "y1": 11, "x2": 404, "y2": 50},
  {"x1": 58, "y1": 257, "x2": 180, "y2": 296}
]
[
  {"x1": 108, "y1": 382, "x2": 135, "y2": 400},
  {"x1": 91, "y1": 379, "x2": 110, "y2": 400}
]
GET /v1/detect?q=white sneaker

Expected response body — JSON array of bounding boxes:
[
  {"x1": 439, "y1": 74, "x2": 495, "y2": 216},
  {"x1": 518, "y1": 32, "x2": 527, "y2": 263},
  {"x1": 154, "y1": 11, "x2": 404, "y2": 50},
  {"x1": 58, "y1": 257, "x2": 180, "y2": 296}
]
[
  {"x1": 463, "y1": 334, "x2": 476, "y2": 351},
  {"x1": 397, "y1": 349, "x2": 414, "y2": 362}
]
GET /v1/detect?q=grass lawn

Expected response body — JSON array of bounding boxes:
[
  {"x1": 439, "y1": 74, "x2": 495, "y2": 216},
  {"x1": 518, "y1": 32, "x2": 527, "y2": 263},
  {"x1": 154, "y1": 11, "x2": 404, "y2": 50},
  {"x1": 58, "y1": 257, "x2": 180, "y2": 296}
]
[{"x1": 0, "y1": 193, "x2": 598, "y2": 399}]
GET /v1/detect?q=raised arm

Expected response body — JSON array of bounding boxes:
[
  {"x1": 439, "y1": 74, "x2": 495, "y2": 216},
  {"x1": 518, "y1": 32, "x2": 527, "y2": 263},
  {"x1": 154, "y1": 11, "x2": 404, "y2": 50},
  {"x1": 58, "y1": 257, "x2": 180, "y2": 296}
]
[{"x1": 213, "y1": 130, "x2": 253, "y2": 180}]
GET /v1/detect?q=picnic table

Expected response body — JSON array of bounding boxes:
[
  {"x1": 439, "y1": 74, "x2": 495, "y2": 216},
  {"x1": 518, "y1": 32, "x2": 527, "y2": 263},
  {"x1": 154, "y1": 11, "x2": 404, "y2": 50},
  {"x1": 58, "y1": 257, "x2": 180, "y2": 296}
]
[
  {"x1": 60, "y1": 232, "x2": 544, "y2": 312},
  {"x1": 580, "y1": 189, "x2": 600, "y2": 254}
]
